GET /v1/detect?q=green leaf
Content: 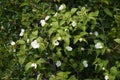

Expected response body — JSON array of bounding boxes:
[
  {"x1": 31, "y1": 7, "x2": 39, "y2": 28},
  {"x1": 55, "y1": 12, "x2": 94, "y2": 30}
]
[
  {"x1": 114, "y1": 38, "x2": 120, "y2": 44},
  {"x1": 74, "y1": 32, "x2": 88, "y2": 44},
  {"x1": 104, "y1": 8, "x2": 113, "y2": 17},
  {"x1": 110, "y1": 67, "x2": 118, "y2": 76},
  {"x1": 16, "y1": 39, "x2": 25, "y2": 45},
  {"x1": 36, "y1": 58, "x2": 45, "y2": 66},
  {"x1": 18, "y1": 55, "x2": 26, "y2": 65},
  {"x1": 71, "y1": 8, "x2": 77, "y2": 14},
  {"x1": 20, "y1": 2, "x2": 29, "y2": 7},
  {"x1": 25, "y1": 62, "x2": 32, "y2": 71},
  {"x1": 56, "y1": 72, "x2": 70, "y2": 79},
  {"x1": 32, "y1": 30, "x2": 38, "y2": 36},
  {"x1": 68, "y1": 75, "x2": 77, "y2": 80}
]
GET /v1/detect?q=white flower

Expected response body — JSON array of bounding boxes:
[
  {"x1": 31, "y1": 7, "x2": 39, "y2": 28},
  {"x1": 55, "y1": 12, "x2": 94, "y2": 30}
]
[
  {"x1": 71, "y1": 21, "x2": 76, "y2": 27},
  {"x1": 81, "y1": 47, "x2": 85, "y2": 51},
  {"x1": 31, "y1": 63, "x2": 37, "y2": 69},
  {"x1": 45, "y1": 16, "x2": 50, "y2": 21},
  {"x1": 11, "y1": 41, "x2": 15, "y2": 46},
  {"x1": 66, "y1": 46, "x2": 73, "y2": 51},
  {"x1": 95, "y1": 42, "x2": 103, "y2": 49},
  {"x1": 94, "y1": 31, "x2": 99, "y2": 36},
  {"x1": 59, "y1": 4, "x2": 64, "y2": 11},
  {"x1": 40, "y1": 20, "x2": 46, "y2": 27},
  {"x1": 82, "y1": 60, "x2": 88, "y2": 68},
  {"x1": 53, "y1": 40, "x2": 59, "y2": 46},
  {"x1": 104, "y1": 75, "x2": 109, "y2": 80},
  {"x1": 56, "y1": 60, "x2": 61, "y2": 67},
  {"x1": 19, "y1": 29, "x2": 25, "y2": 36},
  {"x1": 54, "y1": 12, "x2": 58, "y2": 17},
  {"x1": 31, "y1": 40, "x2": 40, "y2": 49}
]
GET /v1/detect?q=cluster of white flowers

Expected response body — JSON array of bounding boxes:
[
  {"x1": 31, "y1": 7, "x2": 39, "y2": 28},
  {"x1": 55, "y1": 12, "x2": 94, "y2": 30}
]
[
  {"x1": 82, "y1": 60, "x2": 88, "y2": 68},
  {"x1": 40, "y1": 15, "x2": 50, "y2": 27},
  {"x1": 31, "y1": 63, "x2": 37, "y2": 69},
  {"x1": 19, "y1": 29, "x2": 25, "y2": 36},
  {"x1": 104, "y1": 75, "x2": 109, "y2": 80},
  {"x1": 56, "y1": 60, "x2": 61, "y2": 67},
  {"x1": 89, "y1": 31, "x2": 99, "y2": 36},
  {"x1": 40, "y1": 20, "x2": 46, "y2": 27},
  {"x1": 95, "y1": 42, "x2": 103, "y2": 49},
  {"x1": 31, "y1": 40, "x2": 40, "y2": 49},
  {"x1": 71, "y1": 21, "x2": 76, "y2": 27},
  {"x1": 66, "y1": 46, "x2": 73, "y2": 51},
  {"x1": 10, "y1": 41, "x2": 16, "y2": 46}
]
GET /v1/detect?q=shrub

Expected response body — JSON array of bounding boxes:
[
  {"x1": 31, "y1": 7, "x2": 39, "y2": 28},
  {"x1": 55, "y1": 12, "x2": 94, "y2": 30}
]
[{"x1": 0, "y1": 0, "x2": 120, "y2": 80}]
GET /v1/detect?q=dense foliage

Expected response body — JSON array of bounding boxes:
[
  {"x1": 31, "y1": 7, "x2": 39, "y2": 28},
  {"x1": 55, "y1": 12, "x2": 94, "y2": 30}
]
[{"x1": 0, "y1": 0, "x2": 120, "y2": 80}]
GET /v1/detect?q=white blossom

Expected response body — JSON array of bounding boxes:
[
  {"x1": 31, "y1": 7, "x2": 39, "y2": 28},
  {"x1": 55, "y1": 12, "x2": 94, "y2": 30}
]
[
  {"x1": 31, "y1": 63, "x2": 37, "y2": 69},
  {"x1": 19, "y1": 29, "x2": 25, "y2": 36},
  {"x1": 56, "y1": 60, "x2": 61, "y2": 67},
  {"x1": 40, "y1": 20, "x2": 46, "y2": 27},
  {"x1": 45, "y1": 16, "x2": 50, "y2": 21},
  {"x1": 31, "y1": 40, "x2": 40, "y2": 49},
  {"x1": 53, "y1": 40, "x2": 59, "y2": 46},
  {"x1": 71, "y1": 21, "x2": 76, "y2": 27},
  {"x1": 82, "y1": 60, "x2": 88, "y2": 68},
  {"x1": 11, "y1": 41, "x2": 15, "y2": 46},
  {"x1": 94, "y1": 31, "x2": 99, "y2": 36},
  {"x1": 66, "y1": 46, "x2": 73, "y2": 51},
  {"x1": 95, "y1": 42, "x2": 103, "y2": 49},
  {"x1": 104, "y1": 75, "x2": 109, "y2": 80},
  {"x1": 59, "y1": 4, "x2": 64, "y2": 11}
]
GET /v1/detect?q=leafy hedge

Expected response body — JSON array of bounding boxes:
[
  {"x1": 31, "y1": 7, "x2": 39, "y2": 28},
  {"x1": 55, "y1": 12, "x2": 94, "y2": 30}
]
[{"x1": 0, "y1": 0, "x2": 120, "y2": 80}]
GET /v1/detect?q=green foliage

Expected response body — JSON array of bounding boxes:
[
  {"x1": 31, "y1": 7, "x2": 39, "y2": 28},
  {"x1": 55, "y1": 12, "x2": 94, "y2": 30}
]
[{"x1": 0, "y1": 0, "x2": 120, "y2": 80}]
